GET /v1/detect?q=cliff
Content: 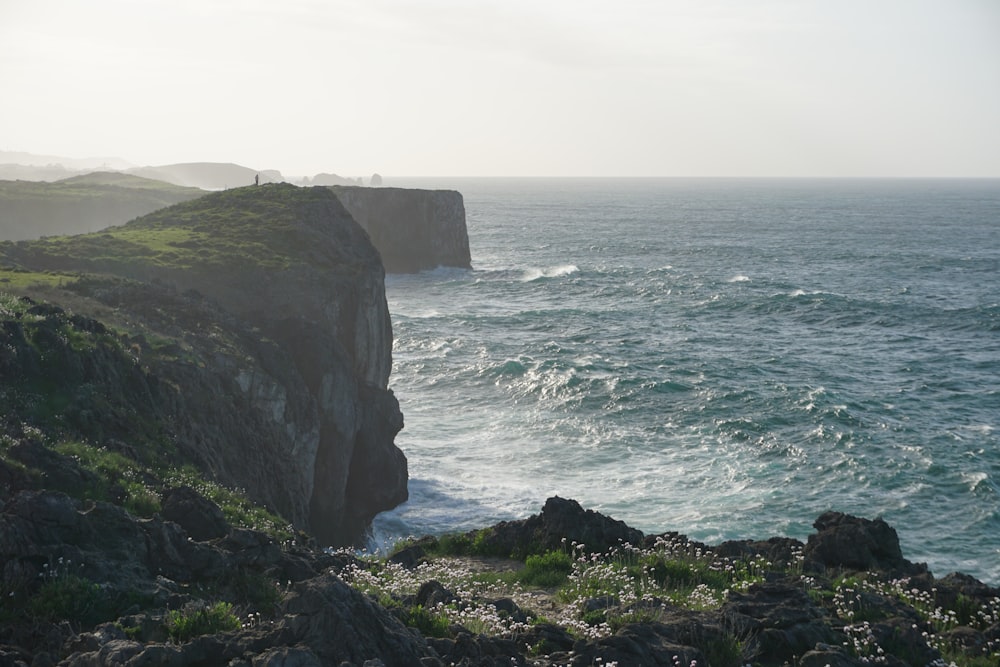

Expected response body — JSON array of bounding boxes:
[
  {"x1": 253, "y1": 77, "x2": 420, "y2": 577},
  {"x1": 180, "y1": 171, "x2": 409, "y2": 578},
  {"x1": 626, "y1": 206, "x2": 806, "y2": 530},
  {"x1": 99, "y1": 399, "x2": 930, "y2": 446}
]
[
  {"x1": 331, "y1": 185, "x2": 472, "y2": 273},
  {"x1": 0, "y1": 172, "x2": 205, "y2": 241},
  {"x1": 0, "y1": 183, "x2": 407, "y2": 545}
]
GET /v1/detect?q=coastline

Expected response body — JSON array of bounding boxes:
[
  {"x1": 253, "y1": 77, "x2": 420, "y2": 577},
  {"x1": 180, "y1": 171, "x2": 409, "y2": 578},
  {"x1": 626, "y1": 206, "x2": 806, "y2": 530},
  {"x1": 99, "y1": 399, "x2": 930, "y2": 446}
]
[{"x1": 2, "y1": 492, "x2": 997, "y2": 666}]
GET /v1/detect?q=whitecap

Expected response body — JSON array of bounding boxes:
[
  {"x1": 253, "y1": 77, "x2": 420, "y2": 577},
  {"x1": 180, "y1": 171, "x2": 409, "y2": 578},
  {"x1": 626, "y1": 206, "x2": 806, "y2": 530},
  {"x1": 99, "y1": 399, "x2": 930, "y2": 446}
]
[
  {"x1": 728, "y1": 275, "x2": 751, "y2": 283},
  {"x1": 521, "y1": 264, "x2": 579, "y2": 282}
]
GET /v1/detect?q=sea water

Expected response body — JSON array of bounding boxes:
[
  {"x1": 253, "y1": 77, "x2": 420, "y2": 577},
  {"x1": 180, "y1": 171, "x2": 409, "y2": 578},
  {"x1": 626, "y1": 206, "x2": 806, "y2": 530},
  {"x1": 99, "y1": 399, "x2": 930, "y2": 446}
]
[{"x1": 370, "y1": 178, "x2": 1000, "y2": 585}]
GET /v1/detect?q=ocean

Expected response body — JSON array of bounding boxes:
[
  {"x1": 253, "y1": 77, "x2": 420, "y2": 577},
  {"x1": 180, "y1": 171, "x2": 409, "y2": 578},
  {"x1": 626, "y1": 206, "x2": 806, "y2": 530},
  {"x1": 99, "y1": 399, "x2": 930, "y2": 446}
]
[{"x1": 370, "y1": 178, "x2": 1000, "y2": 585}]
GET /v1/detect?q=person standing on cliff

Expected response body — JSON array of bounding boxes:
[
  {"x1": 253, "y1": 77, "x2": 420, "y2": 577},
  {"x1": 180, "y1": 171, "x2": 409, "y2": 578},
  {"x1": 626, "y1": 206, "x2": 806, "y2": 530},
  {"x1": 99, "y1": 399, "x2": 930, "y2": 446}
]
[{"x1": 254, "y1": 173, "x2": 259, "y2": 186}]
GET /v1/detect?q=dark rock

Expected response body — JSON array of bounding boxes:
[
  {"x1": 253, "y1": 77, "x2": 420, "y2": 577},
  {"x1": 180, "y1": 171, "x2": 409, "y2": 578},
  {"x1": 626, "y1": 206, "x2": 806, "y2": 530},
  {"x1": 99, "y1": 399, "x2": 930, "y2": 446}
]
[
  {"x1": 5, "y1": 440, "x2": 100, "y2": 502},
  {"x1": 580, "y1": 623, "x2": 703, "y2": 667},
  {"x1": 414, "y1": 580, "x2": 456, "y2": 608},
  {"x1": 388, "y1": 536, "x2": 436, "y2": 569},
  {"x1": 723, "y1": 582, "x2": 834, "y2": 663},
  {"x1": 868, "y1": 617, "x2": 939, "y2": 666},
  {"x1": 279, "y1": 573, "x2": 433, "y2": 665},
  {"x1": 934, "y1": 571, "x2": 1000, "y2": 610},
  {"x1": 804, "y1": 512, "x2": 920, "y2": 574},
  {"x1": 473, "y1": 496, "x2": 644, "y2": 557},
  {"x1": 714, "y1": 536, "x2": 804, "y2": 569},
  {"x1": 798, "y1": 647, "x2": 864, "y2": 667},
  {"x1": 160, "y1": 485, "x2": 230, "y2": 541}
]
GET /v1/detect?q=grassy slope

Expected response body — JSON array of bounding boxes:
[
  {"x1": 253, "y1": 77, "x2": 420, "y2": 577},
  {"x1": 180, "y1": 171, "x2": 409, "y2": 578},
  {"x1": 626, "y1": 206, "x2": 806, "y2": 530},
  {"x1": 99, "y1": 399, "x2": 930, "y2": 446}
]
[{"x1": 1, "y1": 183, "x2": 361, "y2": 275}]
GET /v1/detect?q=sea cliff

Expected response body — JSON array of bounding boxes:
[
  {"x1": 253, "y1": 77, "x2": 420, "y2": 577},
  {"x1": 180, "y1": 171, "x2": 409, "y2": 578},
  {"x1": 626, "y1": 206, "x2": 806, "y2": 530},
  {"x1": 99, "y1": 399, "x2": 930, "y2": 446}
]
[
  {"x1": 0, "y1": 184, "x2": 406, "y2": 545},
  {"x1": 331, "y1": 185, "x2": 472, "y2": 273}
]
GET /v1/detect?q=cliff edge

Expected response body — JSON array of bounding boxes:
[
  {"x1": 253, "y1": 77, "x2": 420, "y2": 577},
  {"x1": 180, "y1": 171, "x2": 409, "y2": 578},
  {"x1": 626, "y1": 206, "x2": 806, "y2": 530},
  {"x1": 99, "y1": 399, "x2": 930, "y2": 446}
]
[
  {"x1": 331, "y1": 185, "x2": 471, "y2": 273},
  {"x1": 0, "y1": 184, "x2": 407, "y2": 545}
]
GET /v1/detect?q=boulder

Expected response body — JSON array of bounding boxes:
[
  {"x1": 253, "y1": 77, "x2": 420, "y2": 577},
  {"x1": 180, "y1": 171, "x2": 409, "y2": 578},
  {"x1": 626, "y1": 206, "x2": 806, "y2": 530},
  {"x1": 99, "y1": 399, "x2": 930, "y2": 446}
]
[
  {"x1": 722, "y1": 582, "x2": 834, "y2": 663},
  {"x1": 473, "y1": 496, "x2": 645, "y2": 557},
  {"x1": 803, "y1": 511, "x2": 921, "y2": 574},
  {"x1": 160, "y1": 485, "x2": 230, "y2": 541}
]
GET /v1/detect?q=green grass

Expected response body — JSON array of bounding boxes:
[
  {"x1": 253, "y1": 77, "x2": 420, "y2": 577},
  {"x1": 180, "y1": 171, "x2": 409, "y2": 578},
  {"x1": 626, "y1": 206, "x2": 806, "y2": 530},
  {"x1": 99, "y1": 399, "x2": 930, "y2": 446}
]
[
  {"x1": 1, "y1": 184, "x2": 373, "y2": 279},
  {"x1": 166, "y1": 601, "x2": 241, "y2": 642},
  {"x1": 518, "y1": 550, "x2": 573, "y2": 588},
  {"x1": 400, "y1": 604, "x2": 452, "y2": 638},
  {"x1": 0, "y1": 268, "x2": 79, "y2": 290},
  {"x1": 53, "y1": 441, "x2": 162, "y2": 516}
]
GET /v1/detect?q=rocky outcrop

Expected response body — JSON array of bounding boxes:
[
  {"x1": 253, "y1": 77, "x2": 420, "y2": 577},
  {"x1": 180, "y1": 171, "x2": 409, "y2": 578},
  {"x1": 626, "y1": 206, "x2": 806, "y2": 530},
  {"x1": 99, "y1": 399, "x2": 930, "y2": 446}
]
[
  {"x1": 0, "y1": 185, "x2": 408, "y2": 545},
  {"x1": 803, "y1": 511, "x2": 923, "y2": 575},
  {"x1": 330, "y1": 185, "x2": 471, "y2": 273},
  {"x1": 469, "y1": 496, "x2": 645, "y2": 557},
  {"x1": 2, "y1": 494, "x2": 997, "y2": 666}
]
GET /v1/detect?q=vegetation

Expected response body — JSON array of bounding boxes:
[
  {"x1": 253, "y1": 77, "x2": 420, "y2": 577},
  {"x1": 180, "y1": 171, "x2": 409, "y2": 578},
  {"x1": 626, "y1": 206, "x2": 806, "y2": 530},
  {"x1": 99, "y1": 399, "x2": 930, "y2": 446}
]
[
  {"x1": 164, "y1": 465, "x2": 294, "y2": 542},
  {"x1": 166, "y1": 602, "x2": 241, "y2": 642},
  {"x1": 347, "y1": 535, "x2": 1000, "y2": 667},
  {"x1": 1, "y1": 183, "x2": 367, "y2": 277}
]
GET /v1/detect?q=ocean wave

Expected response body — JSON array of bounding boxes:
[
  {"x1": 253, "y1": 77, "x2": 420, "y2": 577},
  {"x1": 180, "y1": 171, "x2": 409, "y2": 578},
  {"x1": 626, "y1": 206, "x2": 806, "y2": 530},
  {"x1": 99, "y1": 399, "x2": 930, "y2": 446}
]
[{"x1": 520, "y1": 264, "x2": 579, "y2": 282}]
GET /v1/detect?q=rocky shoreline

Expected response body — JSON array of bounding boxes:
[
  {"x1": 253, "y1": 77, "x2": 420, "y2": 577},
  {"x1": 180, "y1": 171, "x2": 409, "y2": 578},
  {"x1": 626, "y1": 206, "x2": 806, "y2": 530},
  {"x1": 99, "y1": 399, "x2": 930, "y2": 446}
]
[{"x1": 1, "y1": 486, "x2": 997, "y2": 666}]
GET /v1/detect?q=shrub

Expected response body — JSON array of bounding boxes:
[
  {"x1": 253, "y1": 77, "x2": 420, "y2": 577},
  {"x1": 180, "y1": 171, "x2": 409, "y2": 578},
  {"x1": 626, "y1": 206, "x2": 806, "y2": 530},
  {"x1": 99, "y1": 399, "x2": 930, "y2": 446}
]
[
  {"x1": 28, "y1": 573, "x2": 104, "y2": 624},
  {"x1": 166, "y1": 601, "x2": 241, "y2": 642},
  {"x1": 518, "y1": 550, "x2": 573, "y2": 588},
  {"x1": 402, "y1": 604, "x2": 451, "y2": 638}
]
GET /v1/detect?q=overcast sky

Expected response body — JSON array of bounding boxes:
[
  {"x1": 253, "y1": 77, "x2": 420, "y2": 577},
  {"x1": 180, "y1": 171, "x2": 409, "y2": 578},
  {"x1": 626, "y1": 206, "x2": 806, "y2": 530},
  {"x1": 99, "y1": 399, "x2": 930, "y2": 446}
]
[{"x1": 2, "y1": 0, "x2": 998, "y2": 177}]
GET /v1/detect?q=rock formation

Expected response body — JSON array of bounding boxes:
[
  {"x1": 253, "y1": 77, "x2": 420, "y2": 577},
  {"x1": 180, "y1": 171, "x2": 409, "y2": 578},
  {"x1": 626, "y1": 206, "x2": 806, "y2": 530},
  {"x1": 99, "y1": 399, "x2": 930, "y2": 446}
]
[
  {"x1": 0, "y1": 184, "x2": 407, "y2": 545},
  {"x1": 2, "y1": 489, "x2": 996, "y2": 666},
  {"x1": 330, "y1": 185, "x2": 472, "y2": 273}
]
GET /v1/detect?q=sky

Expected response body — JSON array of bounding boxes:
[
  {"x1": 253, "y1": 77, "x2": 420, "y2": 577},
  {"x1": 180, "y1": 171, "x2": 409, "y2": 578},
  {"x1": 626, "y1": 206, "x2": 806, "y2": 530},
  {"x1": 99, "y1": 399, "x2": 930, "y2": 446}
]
[{"x1": 1, "y1": 0, "x2": 999, "y2": 178}]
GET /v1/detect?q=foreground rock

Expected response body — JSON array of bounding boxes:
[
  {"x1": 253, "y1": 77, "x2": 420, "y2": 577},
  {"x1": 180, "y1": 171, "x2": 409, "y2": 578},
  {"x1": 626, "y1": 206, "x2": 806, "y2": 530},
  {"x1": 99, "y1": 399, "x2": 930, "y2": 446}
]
[{"x1": 1, "y1": 490, "x2": 998, "y2": 666}]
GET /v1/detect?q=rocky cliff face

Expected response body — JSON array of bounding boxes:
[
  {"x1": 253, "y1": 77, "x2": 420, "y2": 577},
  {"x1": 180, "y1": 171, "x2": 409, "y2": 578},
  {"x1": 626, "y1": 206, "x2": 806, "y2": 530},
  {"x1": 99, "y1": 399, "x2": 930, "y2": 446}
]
[
  {"x1": 330, "y1": 185, "x2": 471, "y2": 273},
  {"x1": 0, "y1": 184, "x2": 407, "y2": 545}
]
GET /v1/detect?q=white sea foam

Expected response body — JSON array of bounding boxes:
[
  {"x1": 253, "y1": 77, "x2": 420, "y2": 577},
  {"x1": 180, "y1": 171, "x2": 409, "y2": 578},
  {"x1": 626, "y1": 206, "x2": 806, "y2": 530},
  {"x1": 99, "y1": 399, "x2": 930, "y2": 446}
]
[
  {"x1": 728, "y1": 274, "x2": 751, "y2": 283},
  {"x1": 521, "y1": 264, "x2": 579, "y2": 281}
]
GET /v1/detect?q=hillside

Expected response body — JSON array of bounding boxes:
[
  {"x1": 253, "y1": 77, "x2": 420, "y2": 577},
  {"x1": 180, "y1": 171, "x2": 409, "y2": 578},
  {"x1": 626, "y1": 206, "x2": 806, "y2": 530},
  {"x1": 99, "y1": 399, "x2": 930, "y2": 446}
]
[
  {"x1": 0, "y1": 172, "x2": 205, "y2": 241},
  {"x1": 0, "y1": 183, "x2": 407, "y2": 545}
]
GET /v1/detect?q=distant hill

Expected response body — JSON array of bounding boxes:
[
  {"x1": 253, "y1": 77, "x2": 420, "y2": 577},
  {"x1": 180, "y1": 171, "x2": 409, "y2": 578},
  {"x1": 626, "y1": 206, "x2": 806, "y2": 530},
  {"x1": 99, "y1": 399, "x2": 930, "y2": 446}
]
[
  {"x1": 0, "y1": 150, "x2": 134, "y2": 172},
  {"x1": 127, "y1": 162, "x2": 283, "y2": 190},
  {"x1": 0, "y1": 171, "x2": 205, "y2": 241}
]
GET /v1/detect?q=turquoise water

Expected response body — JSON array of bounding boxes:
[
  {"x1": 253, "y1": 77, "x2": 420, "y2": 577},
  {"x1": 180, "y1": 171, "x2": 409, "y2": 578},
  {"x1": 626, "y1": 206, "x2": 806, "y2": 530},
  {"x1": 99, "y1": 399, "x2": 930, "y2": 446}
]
[{"x1": 372, "y1": 178, "x2": 1000, "y2": 584}]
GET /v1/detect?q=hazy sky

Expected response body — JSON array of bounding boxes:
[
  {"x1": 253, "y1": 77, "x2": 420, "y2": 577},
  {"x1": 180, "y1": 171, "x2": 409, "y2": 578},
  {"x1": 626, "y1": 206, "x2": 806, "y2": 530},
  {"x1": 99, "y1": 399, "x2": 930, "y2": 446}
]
[{"x1": 2, "y1": 0, "x2": 998, "y2": 177}]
